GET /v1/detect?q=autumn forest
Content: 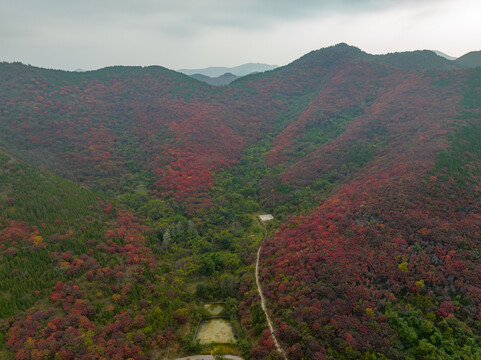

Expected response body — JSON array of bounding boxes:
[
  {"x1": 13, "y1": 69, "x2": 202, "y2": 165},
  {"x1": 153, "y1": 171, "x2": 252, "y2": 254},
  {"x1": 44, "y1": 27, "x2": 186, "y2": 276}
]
[{"x1": 1, "y1": 43, "x2": 481, "y2": 359}]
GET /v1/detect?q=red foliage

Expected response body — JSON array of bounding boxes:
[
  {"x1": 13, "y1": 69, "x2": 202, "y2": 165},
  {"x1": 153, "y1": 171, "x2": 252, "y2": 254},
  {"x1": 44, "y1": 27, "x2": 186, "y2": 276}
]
[{"x1": 437, "y1": 301, "x2": 455, "y2": 318}]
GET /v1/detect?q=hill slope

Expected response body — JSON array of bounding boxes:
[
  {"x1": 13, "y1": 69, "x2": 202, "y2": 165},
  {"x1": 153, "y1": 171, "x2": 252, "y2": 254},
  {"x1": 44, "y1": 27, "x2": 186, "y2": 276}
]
[
  {"x1": 0, "y1": 150, "x2": 187, "y2": 359},
  {"x1": 259, "y1": 71, "x2": 481, "y2": 358},
  {"x1": 0, "y1": 63, "x2": 275, "y2": 212}
]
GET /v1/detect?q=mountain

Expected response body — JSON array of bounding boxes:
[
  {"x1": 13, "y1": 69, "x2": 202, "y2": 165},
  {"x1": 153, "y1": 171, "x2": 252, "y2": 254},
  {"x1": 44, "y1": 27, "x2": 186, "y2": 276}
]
[
  {"x1": 1, "y1": 44, "x2": 481, "y2": 359},
  {"x1": 456, "y1": 50, "x2": 481, "y2": 68},
  {"x1": 433, "y1": 50, "x2": 457, "y2": 60},
  {"x1": 375, "y1": 49, "x2": 460, "y2": 70},
  {"x1": 190, "y1": 72, "x2": 239, "y2": 86},
  {"x1": 178, "y1": 62, "x2": 278, "y2": 77}
]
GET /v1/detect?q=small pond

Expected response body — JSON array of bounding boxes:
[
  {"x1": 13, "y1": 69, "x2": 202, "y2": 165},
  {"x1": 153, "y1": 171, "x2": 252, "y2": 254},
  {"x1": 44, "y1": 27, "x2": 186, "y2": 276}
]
[{"x1": 195, "y1": 319, "x2": 236, "y2": 344}]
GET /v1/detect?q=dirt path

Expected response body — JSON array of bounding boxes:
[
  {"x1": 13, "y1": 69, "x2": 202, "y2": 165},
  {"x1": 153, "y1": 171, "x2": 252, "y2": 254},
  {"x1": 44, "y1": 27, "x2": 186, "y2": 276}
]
[
  {"x1": 255, "y1": 246, "x2": 288, "y2": 359},
  {"x1": 173, "y1": 356, "x2": 243, "y2": 360}
]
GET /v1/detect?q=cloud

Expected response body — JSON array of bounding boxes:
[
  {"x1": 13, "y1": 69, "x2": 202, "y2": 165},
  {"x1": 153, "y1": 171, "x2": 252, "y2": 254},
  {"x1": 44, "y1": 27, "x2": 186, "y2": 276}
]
[
  {"x1": 2, "y1": 0, "x2": 440, "y2": 36},
  {"x1": 0, "y1": 0, "x2": 472, "y2": 70},
  {"x1": 129, "y1": 0, "x2": 440, "y2": 33}
]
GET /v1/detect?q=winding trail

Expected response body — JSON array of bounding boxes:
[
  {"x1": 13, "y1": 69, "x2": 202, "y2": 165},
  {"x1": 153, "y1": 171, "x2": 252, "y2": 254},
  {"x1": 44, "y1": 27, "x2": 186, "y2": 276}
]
[
  {"x1": 173, "y1": 356, "x2": 243, "y2": 360},
  {"x1": 255, "y1": 246, "x2": 288, "y2": 359}
]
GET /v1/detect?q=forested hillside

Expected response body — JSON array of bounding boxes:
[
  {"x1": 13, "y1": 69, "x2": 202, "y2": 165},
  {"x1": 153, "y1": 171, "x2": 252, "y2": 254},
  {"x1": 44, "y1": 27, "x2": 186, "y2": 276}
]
[
  {"x1": 259, "y1": 72, "x2": 481, "y2": 358},
  {"x1": 1, "y1": 44, "x2": 481, "y2": 359}
]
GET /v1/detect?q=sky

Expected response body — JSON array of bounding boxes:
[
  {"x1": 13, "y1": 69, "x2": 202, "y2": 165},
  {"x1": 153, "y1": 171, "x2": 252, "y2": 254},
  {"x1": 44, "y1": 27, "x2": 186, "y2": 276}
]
[{"x1": 1, "y1": 0, "x2": 480, "y2": 71}]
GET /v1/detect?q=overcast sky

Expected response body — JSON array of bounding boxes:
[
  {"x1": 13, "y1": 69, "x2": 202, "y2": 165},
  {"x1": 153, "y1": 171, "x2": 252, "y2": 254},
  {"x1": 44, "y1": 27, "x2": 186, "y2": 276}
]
[{"x1": 1, "y1": 0, "x2": 479, "y2": 71}]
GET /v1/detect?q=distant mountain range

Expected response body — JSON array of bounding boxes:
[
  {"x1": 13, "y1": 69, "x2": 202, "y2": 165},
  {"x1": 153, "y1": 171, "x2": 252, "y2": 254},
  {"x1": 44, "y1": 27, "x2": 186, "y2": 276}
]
[
  {"x1": 178, "y1": 62, "x2": 278, "y2": 77},
  {"x1": 433, "y1": 50, "x2": 457, "y2": 60},
  {"x1": 190, "y1": 72, "x2": 239, "y2": 86}
]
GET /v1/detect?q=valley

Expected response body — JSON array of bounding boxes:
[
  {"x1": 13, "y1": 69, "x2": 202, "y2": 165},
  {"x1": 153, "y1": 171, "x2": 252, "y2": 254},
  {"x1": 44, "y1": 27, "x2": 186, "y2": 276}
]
[{"x1": 1, "y1": 44, "x2": 481, "y2": 359}]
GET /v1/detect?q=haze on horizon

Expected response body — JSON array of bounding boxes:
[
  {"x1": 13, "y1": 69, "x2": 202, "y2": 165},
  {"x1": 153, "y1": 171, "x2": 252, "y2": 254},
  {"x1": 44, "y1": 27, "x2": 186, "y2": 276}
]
[{"x1": 0, "y1": 0, "x2": 479, "y2": 71}]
